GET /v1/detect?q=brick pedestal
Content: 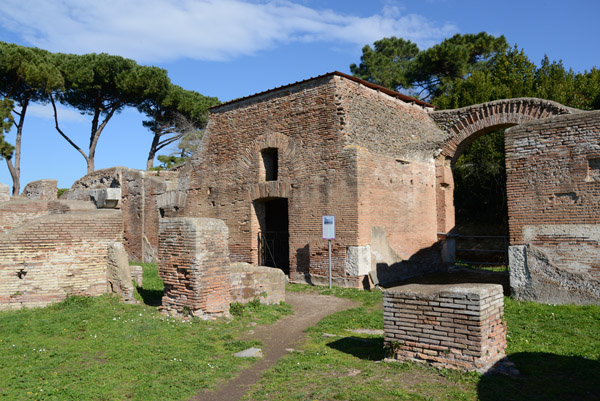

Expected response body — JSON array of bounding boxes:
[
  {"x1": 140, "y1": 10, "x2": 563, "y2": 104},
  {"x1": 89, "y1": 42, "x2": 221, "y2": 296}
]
[
  {"x1": 158, "y1": 218, "x2": 231, "y2": 316},
  {"x1": 383, "y1": 283, "x2": 506, "y2": 372}
]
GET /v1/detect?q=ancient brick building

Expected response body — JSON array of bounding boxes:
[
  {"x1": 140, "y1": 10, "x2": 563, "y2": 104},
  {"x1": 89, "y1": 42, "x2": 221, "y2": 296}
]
[
  {"x1": 176, "y1": 72, "x2": 599, "y2": 302},
  {"x1": 3, "y1": 71, "x2": 597, "y2": 309},
  {"x1": 178, "y1": 72, "x2": 446, "y2": 288}
]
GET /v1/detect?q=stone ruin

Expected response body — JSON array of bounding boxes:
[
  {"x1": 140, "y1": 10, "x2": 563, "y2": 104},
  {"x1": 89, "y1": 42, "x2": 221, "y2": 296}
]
[
  {"x1": 1, "y1": 71, "x2": 599, "y2": 316},
  {"x1": 383, "y1": 283, "x2": 506, "y2": 372},
  {"x1": 0, "y1": 173, "x2": 285, "y2": 313}
]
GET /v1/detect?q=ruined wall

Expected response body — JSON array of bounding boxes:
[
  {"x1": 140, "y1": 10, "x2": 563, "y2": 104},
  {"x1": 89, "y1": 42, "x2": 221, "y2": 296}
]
[
  {"x1": 120, "y1": 169, "x2": 179, "y2": 262},
  {"x1": 0, "y1": 199, "x2": 96, "y2": 233},
  {"x1": 66, "y1": 167, "x2": 179, "y2": 262},
  {"x1": 506, "y1": 111, "x2": 600, "y2": 303},
  {"x1": 158, "y1": 218, "x2": 231, "y2": 316},
  {"x1": 180, "y1": 75, "x2": 363, "y2": 286},
  {"x1": 21, "y1": 179, "x2": 58, "y2": 200},
  {"x1": 0, "y1": 209, "x2": 123, "y2": 310}
]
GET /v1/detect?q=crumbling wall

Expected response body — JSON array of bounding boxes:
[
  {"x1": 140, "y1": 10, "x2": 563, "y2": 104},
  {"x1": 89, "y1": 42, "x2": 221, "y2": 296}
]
[
  {"x1": 505, "y1": 110, "x2": 600, "y2": 303},
  {"x1": 0, "y1": 209, "x2": 123, "y2": 310},
  {"x1": 65, "y1": 167, "x2": 180, "y2": 262},
  {"x1": 158, "y1": 217, "x2": 231, "y2": 316},
  {"x1": 0, "y1": 182, "x2": 10, "y2": 202},
  {"x1": 21, "y1": 179, "x2": 58, "y2": 200},
  {"x1": 0, "y1": 199, "x2": 96, "y2": 233}
]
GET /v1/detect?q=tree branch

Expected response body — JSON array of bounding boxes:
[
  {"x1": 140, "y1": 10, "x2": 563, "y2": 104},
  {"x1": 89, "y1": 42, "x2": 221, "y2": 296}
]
[{"x1": 50, "y1": 94, "x2": 88, "y2": 161}]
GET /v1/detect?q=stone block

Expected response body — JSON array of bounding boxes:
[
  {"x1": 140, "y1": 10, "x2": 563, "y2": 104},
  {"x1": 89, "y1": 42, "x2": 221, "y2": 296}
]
[
  {"x1": 345, "y1": 245, "x2": 371, "y2": 276},
  {"x1": 0, "y1": 182, "x2": 10, "y2": 202},
  {"x1": 229, "y1": 262, "x2": 286, "y2": 304},
  {"x1": 21, "y1": 179, "x2": 57, "y2": 200},
  {"x1": 90, "y1": 188, "x2": 121, "y2": 208},
  {"x1": 107, "y1": 241, "x2": 136, "y2": 302}
]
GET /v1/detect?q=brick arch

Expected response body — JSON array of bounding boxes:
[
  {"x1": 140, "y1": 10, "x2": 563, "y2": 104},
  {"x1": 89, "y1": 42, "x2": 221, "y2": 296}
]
[
  {"x1": 430, "y1": 98, "x2": 580, "y2": 235},
  {"x1": 430, "y1": 98, "x2": 577, "y2": 165},
  {"x1": 235, "y1": 132, "x2": 309, "y2": 200}
]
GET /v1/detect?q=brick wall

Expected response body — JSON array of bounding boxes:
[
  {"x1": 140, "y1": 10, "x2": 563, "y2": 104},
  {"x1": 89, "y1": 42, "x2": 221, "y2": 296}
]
[
  {"x1": 339, "y1": 77, "x2": 443, "y2": 279},
  {"x1": 180, "y1": 75, "x2": 362, "y2": 286},
  {"x1": 383, "y1": 283, "x2": 506, "y2": 372},
  {"x1": 178, "y1": 73, "x2": 446, "y2": 287},
  {"x1": 158, "y1": 218, "x2": 231, "y2": 316},
  {"x1": 506, "y1": 111, "x2": 600, "y2": 280},
  {"x1": 67, "y1": 167, "x2": 179, "y2": 262},
  {"x1": 0, "y1": 209, "x2": 123, "y2": 310},
  {"x1": 0, "y1": 199, "x2": 96, "y2": 233}
]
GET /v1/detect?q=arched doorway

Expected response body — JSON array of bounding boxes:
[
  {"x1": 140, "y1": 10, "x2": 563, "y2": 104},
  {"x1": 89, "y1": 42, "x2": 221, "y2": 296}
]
[{"x1": 431, "y1": 98, "x2": 575, "y2": 266}]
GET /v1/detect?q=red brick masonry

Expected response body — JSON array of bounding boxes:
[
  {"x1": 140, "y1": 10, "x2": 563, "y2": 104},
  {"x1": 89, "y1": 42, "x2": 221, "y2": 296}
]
[
  {"x1": 383, "y1": 283, "x2": 506, "y2": 372},
  {"x1": 158, "y1": 217, "x2": 232, "y2": 316}
]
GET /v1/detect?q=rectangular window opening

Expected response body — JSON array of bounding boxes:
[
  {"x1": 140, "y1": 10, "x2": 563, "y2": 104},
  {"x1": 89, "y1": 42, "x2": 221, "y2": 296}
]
[{"x1": 261, "y1": 148, "x2": 278, "y2": 181}]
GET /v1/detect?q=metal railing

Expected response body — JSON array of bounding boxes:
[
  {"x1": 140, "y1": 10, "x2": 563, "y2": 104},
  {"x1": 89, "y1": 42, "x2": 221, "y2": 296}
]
[{"x1": 439, "y1": 233, "x2": 509, "y2": 268}]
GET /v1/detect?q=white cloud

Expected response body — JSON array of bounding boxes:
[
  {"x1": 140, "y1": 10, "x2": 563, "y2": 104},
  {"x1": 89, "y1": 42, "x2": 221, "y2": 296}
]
[
  {"x1": 0, "y1": 0, "x2": 456, "y2": 62},
  {"x1": 27, "y1": 103, "x2": 87, "y2": 123}
]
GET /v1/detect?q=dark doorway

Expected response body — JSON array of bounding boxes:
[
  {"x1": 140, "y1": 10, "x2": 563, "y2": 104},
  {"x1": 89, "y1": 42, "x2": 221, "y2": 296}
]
[
  {"x1": 257, "y1": 198, "x2": 289, "y2": 274},
  {"x1": 452, "y1": 129, "x2": 509, "y2": 269}
]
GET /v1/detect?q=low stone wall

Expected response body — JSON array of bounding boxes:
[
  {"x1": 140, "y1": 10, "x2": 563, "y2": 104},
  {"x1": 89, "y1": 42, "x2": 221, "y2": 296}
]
[
  {"x1": 158, "y1": 217, "x2": 231, "y2": 316},
  {"x1": 0, "y1": 209, "x2": 123, "y2": 310},
  {"x1": 383, "y1": 283, "x2": 506, "y2": 372},
  {"x1": 230, "y1": 263, "x2": 285, "y2": 305}
]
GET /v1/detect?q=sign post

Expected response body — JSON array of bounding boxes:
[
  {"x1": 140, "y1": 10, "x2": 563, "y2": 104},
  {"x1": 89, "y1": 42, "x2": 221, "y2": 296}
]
[{"x1": 322, "y1": 216, "x2": 335, "y2": 289}]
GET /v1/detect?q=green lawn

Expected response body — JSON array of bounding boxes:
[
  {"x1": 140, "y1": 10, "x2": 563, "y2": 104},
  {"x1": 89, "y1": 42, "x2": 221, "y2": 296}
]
[
  {"x1": 0, "y1": 263, "x2": 292, "y2": 401},
  {"x1": 2, "y1": 271, "x2": 599, "y2": 401},
  {"x1": 243, "y1": 284, "x2": 600, "y2": 401}
]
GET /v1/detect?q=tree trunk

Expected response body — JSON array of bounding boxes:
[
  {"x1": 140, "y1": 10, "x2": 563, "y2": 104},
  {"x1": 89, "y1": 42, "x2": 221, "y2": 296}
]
[
  {"x1": 146, "y1": 133, "x2": 160, "y2": 170},
  {"x1": 11, "y1": 101, "x2": 26, "y2": 196},
  {"x1": 5, "y1": 158, "x2": 18, "y2": 196}
]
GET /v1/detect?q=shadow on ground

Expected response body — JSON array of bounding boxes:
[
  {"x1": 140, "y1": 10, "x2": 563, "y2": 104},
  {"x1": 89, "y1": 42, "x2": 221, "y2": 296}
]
[
  {"x1": 479, "y1": 352, "x2": 600, "y2": 401},
  {"x1": 135, "y1": 286, "x2": 163, "y2": 306},
  {"x1": 326, "y1": 336, "x2": 385, "y2": 361}
]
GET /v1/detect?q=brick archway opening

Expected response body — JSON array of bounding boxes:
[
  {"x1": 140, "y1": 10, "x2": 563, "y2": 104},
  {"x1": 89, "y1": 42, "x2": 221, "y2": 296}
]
[
  {"x1": 434, "y1": 98, "x2": 575, "y2": 242},
  {"x1": 436, "y1": 127, "x2": 513, "y2": 268}
]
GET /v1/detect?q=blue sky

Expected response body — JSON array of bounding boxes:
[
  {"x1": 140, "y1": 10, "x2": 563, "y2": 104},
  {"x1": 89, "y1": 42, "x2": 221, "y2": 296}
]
[{"x1": 1, "y1": 0, "x2": 599, "y2": 189}]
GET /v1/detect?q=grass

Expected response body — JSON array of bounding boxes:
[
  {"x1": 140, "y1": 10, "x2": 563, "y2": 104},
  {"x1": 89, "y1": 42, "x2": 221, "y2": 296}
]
[
  {"x1": 0, "y1": 264, "x2": 292, "y2": 401},
  {"x1": 243, "y1": 284, "x2": 600, "y2": 401},
  {"x1": 2, "y1": 272, "x2": 598, "y2": 401},
  {"x1": 130, "y1": 261, "x2": 165, "y2": 305}
]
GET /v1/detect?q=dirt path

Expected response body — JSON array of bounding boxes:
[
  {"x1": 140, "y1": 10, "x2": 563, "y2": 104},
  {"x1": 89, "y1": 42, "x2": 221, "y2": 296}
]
[{"x1": 191, "y1": 291, "x2": 358, "y2": 401}]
